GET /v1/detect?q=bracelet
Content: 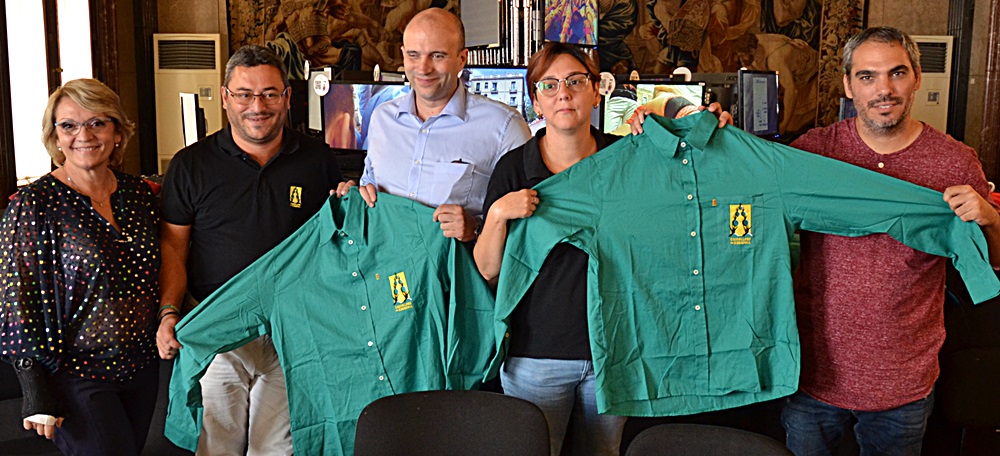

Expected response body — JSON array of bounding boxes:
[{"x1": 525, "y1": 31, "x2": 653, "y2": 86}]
[
  {"x1": 158, "y1": 311, "x2": 180, "y2": 322},
  {"x1": 158, "y1": 304, "x2": 180, "y2": 315}
]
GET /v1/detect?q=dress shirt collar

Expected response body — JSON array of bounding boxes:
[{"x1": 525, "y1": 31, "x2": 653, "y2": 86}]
[
  {"x1": 395, "y1": 85, "x2": 470, "y2": 122},
  {"x1": 524, "y1": 126, "x2": 611, "y2": 182},
  {"x1": 319, "y1": 188, "x2": 424, "y2": 246},
  {"x1": 644, "y1": 111, "x2": 719, "y2": 157},
  {"x1": 318, "y1": 189, "x2": 365, "y2": 247},
  {"x1": 218, "y1": 125, "x2": 302, "y2": 160}
]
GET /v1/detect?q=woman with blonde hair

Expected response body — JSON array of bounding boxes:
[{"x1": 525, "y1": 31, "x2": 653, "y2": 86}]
[{"x1": 0, "y1": 78, "x2": 160, "y2": 455}]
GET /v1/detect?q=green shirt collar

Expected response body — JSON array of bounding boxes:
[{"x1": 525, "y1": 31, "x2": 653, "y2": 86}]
[
  {"x1": 318, "y1": 190, "x2": 367, "y2": 247},
  {"x1": 644, "y1": 110, "x2": 719, "y2": 156}
]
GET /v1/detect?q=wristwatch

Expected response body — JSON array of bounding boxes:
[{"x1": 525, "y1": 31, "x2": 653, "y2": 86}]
[{"x1": 13, "y1": 358, "x2": 34, "y2": 372}]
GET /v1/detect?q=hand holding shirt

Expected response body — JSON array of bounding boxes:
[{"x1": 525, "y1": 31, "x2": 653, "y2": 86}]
[
  {"x1": 165, "y1": 189, "x2": 496, "y2": 455},
  {"x1": 490, "y1": 111, "x2": 1000, "y2": 417}
]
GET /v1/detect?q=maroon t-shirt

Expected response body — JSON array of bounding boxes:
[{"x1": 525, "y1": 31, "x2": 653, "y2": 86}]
[{"x1": 791, "y1": 119, "x2": 996, "y2": 411}]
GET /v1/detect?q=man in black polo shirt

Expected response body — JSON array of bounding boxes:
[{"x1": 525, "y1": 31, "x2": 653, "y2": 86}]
[{"x1": 155, "y1": 45, "x2": 342, "y2": 455}]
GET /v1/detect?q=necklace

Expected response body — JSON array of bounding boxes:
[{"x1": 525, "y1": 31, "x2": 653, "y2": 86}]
[{"x1": 64, "y1": 171, "x2": 114, "y2": 208}]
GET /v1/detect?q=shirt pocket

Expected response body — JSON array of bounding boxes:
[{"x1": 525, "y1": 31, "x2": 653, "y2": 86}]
[
  {"x1": 427, "y1": 161, "x2": 474, "y2": 208},
  {"x1": 704, "y1": 194, "x2": 762, "y2": 253}
]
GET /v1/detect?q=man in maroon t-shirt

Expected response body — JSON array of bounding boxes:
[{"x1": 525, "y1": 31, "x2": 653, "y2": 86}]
[{"x1": 781, "y1": 27, "x2": 1000, "y2": 455}]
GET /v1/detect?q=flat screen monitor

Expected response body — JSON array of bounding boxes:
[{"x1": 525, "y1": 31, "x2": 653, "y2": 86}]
[
  {"x1": 601, "y1": 79, "x2": 705, "y2": 136},
  {"x1": 691, "y1": 72, "x2": 738, "y2": 115},
  {"x1": 179, "y1": 92, "x2": 206, "y2": 147},
  {"x1": 322, "y1": 81, "x2": 408, "y2": 151},
  {"x1": 544, "y1": 0, "x2": 598, "y2": 45},
  {"x1": 463, "y1": 67, "x2": 536, "y2": 125},
  {"x1": 736, "y1": 70, "x2": 780, "y2": 137},
  {"x1": 839, "y1": 97, "x2": 857, "y2": 121},
  {"x1": 462, "y1": 0, "x2": 501, "y2": 47}
]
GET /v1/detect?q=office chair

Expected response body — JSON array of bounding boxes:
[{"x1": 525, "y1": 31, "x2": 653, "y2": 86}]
[
  {"x1": 354, "y1": 390, "x2": 549, "y2": 456},
  {"x1": 935, "y1": 288, "x2": 1000, "y2": 454},
  {"x1": 624, "y1": 423, "x2": 793, "y2": 456}
]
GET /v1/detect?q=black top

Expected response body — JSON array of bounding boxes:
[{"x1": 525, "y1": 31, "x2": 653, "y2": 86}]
[
  {"x1": 482, "y1": 127, "x2": 613, "y2": 360},
  {"x1": 160, "y1": 126, "x2": 343, "y2": 301},
  {"x1": 0, "y1": 172, "x2": 159, "y2": 381}
]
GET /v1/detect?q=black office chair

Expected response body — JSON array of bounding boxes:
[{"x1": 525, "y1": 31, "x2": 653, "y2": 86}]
[
  {"x1": 354, "y1": 390, "x2": 549, "y2": 456},
  {"x1": 934, "y1": 286, "x2": 1000, "y2": 454},
  {"x1": 624, "y1": 423, "x2": 793, "y2": 456}
]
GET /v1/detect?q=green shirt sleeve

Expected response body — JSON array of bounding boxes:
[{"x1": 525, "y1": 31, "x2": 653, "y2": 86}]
[
  {"x1": 767, "y1": 141, "x2": 1000, "y2": 303},
  {"x1": 444, "y1": 242, "x2": 497, "y2": 389},
  {"x1": 487, "y1": 156, "x2": 602, "y2": 377},
  {"x1": 164, "y1": 254, "x2": 273, "y2": 452}
]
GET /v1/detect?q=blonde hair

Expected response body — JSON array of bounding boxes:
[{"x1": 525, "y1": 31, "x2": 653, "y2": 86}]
[{"x1": 41, "y1": 78, "x2": 135, "y2": 167}]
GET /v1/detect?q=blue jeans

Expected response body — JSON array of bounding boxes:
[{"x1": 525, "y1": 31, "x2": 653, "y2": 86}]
[
  {"x1": 781, "y1": 390, "x2": 934, "y2": 456},
  {"x1": 501, "y1": 357, "x2": 626, "y2": 456}
]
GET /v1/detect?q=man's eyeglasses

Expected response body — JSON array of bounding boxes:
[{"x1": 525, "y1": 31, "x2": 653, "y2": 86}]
[
  {"x1": 534, "y1": 74, "x2": 592, "y2": 96},
  {"x1": 54, "y1": 117, "x2": 114, "y2": 136},
  {"x1": 224, "y1": 87, "x2": 289, "y2": 106}
]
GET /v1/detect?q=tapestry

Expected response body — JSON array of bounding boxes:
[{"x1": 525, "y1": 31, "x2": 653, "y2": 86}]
[
  {"x1": 228, "y1": 0, "x2": 457, "y2": 80},
  {"x1": 228, "y1": 0, "x2": 867, "y2": 136}
]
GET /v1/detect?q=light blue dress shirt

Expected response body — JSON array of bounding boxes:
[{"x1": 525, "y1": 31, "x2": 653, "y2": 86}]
[{"x1": 362, "y1": 86, "x2": 532, "y2": 218}]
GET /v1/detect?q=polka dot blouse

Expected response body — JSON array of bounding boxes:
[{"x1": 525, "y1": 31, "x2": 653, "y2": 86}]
[{"x1": 0, "y1": 171, "x2": 160, "y2": 382}]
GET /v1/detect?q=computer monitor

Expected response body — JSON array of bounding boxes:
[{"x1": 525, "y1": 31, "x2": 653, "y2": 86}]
[
  {"x1": 691, "y1": 72, "x2": 738, "y2": 115},
  {"x1": 601, "y1": 79, "x2": 705, "y2": 136},
  {"x1": 179, "y1": 92, "x2": 206, "y2": 147},
  {"x1": 736, "y1": 70, "x2": 780, "y2": 137},
  {"x1": 544, "y1": 0, "x2": 598, "y2": 45},
  {"x1": 321, "y1": 81, "x2": 408, "y2": 151},
  {"x1": 839, "y1": 97, "x2": 858, "y2": 121},
  {"x1": 464, "y1": 67, "x2": 536, "y2": 124}
]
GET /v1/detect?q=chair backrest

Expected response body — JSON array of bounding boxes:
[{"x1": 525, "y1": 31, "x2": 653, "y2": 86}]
[
  {"x1": 354, "y1": 390, "x2": 549, "y2": 456},
  {"x1": 625, "y1": 423, "x2": 793, "y2": 456},
  {"x1": 937, "y1": 283, "x2": 1000, "y2": 428}
]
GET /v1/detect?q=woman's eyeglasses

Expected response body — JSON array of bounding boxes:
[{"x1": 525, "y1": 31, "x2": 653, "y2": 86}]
[
  {"x1": 534, "y1": 74, "x2": 592, "y2": 96},
  {"x1": 54, "y1": 117, "x2": 114, "y2": 136}
]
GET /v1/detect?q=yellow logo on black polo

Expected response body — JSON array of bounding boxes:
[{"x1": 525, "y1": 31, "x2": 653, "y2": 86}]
[
  {"x1": 289, "y1": 186, "x2": 302, "y2": 208},
  {"x1": 389, "y1": 272, "x2": 413, "y2": 312},
  {"x1": 729, "y1": 204, "x2": 752, "y2": 245}
]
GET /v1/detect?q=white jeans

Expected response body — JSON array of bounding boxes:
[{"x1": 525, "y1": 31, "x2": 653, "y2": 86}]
[{"x1": 196, "y1": 335, "x2": 292, "y2": 456}]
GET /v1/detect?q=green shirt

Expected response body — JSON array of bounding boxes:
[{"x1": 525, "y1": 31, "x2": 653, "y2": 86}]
[
  {"x1": 165, "y1": 189, "x2": 496, "y2": 455},
  {"x1": 489, "y1": 111, "x2": 999, "y2": 417}
]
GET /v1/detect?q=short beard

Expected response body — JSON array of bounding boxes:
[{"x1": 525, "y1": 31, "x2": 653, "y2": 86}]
[{"x1": 856, "y1": 93, "x2": 914, "y2": 137}]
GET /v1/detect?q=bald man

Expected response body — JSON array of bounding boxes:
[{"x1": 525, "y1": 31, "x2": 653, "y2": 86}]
[{"x1": 338, "y1": 8, "x2": 531, "y2": 242}]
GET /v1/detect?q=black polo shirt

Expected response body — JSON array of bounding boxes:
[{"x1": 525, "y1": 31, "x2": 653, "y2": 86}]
[
  {"x1": 161, "y1": 125, "x2": 343, "y2": 301},
  {"x1": 482, "y1": 126, "x2": 613, "y2": 360}
]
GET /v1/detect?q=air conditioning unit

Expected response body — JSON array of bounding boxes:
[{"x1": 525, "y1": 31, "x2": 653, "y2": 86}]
[
  {"x1": 153, "y1": 34, "x2": 224, "y2": 174},
  {"x1": 910, "y1": 35, "x2": 953, "y2": 132}
]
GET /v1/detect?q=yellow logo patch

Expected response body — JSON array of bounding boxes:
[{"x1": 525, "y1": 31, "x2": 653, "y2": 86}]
[
  {"x1": 389, "y1": 272, "x2": 413, "y2": 312},
  {"x1": 289, "y1": 186, "x2": 302, "y2": 208},
  {"x1": 729, "y1": 203, "x2": 752, "y2": 245}
]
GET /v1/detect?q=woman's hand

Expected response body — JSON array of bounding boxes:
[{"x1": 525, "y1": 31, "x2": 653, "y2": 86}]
[
  {"x1": 156, "y1": 313, "x2": 183, "y2": 360},
  {"x1": 23, "y1": 415, "x2": 64, "y2": 440},
  {"x1": 490, "y1": 189, "x2": 540, "y2": 222}
]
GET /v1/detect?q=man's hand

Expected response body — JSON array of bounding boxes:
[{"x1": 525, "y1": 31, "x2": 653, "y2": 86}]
[
  {"x1": 701, "y1": 102, "x2": 734, "y2": 127},
  {"x1": 156, "y1": 313, "x2": 183, "y2": 360},
  {"x1": 432, "y1": 204, "x2": 477, "y2": 242},
  {"x1": 358, "y1": 184, "x2": 378, "y2": 207},
  {"x1": 334, "y1": 180, "x2": 357, "y2": 198},
  {"x1": 944, "y1": 185, "x2": 1000, "y2": 226},
  {"x1": 490, "y1": 189, "x2": 539, "y2": 222},
  {"x1": 23, "y1": 416, "x2": 63, "y2": 440},
  {"x1": 629, "y1": 102, "x2": 732, "y2": 135}
]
